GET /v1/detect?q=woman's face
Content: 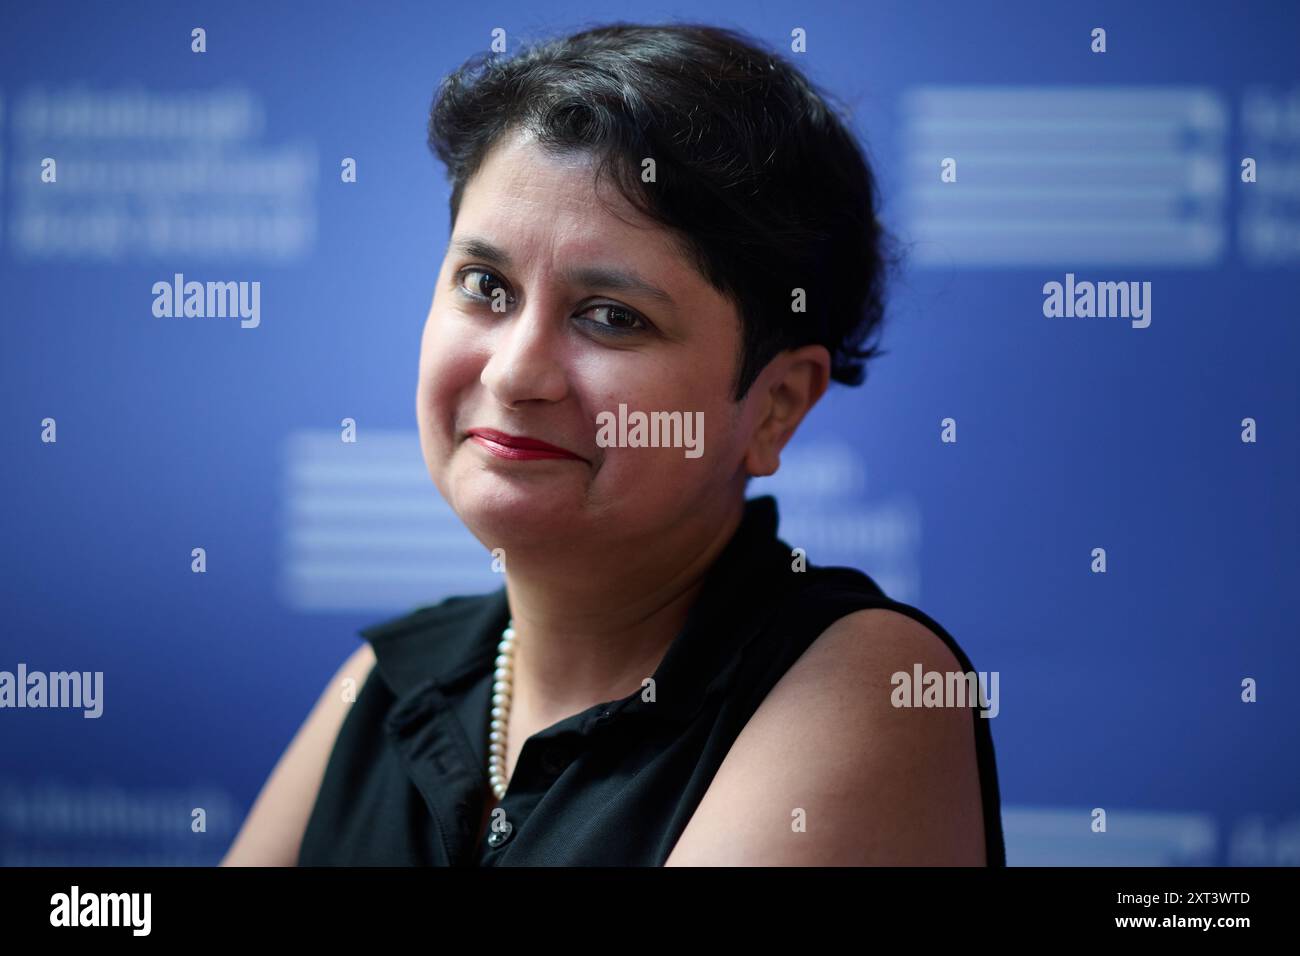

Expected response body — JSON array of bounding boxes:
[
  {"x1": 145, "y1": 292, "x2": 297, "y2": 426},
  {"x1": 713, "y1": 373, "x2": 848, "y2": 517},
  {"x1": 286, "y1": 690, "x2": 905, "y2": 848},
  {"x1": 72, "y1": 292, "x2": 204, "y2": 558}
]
[{"x1": 416, "y1": 127, "x2": 761, "y2": 550}]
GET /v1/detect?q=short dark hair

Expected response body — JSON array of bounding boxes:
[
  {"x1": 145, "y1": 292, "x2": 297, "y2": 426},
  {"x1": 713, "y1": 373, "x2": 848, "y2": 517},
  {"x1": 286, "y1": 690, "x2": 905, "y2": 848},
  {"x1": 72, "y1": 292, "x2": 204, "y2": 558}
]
[{"x1": 427, "y1": 21, "x2": 898, "y2": 402}]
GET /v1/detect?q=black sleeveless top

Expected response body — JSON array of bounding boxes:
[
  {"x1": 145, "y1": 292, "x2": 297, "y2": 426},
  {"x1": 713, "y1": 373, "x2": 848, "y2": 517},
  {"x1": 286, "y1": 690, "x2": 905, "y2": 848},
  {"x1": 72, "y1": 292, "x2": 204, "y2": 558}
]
[{"x1": 298, "y1": 495, "x2": 1006, "y2": 866}]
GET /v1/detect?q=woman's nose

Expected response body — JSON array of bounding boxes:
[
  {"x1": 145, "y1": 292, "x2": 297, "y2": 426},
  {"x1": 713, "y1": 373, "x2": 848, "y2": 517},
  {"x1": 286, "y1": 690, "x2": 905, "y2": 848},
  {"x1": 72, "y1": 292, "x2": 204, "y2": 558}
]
[{"x1": 479, "y1": 301, "x2": 569, "y2": 406}]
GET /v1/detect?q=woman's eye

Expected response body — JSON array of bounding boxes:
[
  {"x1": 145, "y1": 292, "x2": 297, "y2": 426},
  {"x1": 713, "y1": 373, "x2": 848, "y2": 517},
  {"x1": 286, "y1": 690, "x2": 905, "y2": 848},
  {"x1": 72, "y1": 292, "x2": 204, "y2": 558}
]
[
  {"x1": 581, "y1": 304, "x2": 647, "y2": 333},
  {"x1": 458, "y1": 268, "x2": 511, "y2": 304}
]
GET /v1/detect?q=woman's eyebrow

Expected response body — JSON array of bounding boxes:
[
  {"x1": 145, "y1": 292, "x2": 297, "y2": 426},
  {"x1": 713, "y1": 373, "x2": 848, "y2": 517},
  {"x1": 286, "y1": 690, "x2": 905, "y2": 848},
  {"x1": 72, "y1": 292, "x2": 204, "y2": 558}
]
[{"x1": 450, "y1": 235, "x2": 678, "y2": 308}]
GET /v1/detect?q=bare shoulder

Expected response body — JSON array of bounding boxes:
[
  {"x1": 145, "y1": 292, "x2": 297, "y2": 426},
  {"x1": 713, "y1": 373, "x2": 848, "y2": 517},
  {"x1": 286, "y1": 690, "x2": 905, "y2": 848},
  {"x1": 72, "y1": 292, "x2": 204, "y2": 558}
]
[
  {"x1": 663, "y1": 608, "x2": 986, "y2": 866},
  {"x1": 219, "y1": 642, "x2": 377, "y2": 866},
  {"x1": 791, "y1": 607, "x2": 968, "y2": 685}
]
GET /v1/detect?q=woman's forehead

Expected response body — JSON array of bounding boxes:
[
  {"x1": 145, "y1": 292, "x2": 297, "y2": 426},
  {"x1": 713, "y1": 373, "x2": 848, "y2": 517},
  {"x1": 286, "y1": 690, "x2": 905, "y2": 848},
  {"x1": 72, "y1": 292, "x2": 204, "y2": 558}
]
[
  {"x1": 461, "y1": 134, "x2": 646, "y2": 237},
  {"x1": 455, "y1": 143, "x2": 704, "y2": 293}
]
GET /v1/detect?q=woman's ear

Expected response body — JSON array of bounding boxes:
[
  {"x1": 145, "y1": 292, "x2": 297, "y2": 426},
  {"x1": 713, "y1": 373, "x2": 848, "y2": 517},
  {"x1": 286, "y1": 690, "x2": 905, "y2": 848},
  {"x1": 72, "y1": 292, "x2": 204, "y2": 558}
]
[{"x1": 743, "y1": 345, "x2": 831, "y2": 478}]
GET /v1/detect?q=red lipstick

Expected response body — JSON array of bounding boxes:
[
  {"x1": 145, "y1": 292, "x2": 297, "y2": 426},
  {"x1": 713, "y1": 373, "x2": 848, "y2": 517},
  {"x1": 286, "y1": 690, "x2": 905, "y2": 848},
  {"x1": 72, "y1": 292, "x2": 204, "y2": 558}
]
[{"x1": 466, "y1": 428, "x2": 584, "y2": 461}]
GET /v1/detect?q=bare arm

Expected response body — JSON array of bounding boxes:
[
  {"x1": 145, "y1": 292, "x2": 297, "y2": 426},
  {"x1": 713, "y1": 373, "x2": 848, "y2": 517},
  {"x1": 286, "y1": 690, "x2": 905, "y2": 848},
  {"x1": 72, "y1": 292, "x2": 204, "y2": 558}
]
[
  {"x1": 219, "y1": 642, "x2": 377, "y2": 866},
  {"x1": 664, "y1": 609, "x2": 987, "y2": 866}
]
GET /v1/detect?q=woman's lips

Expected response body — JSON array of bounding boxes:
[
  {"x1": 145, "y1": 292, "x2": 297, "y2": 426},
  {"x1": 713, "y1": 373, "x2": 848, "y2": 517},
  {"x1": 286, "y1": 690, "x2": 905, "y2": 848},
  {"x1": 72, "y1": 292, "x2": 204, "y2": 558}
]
[{"x1": 466, "y1": 428, "x2": 584, "y2": 461}]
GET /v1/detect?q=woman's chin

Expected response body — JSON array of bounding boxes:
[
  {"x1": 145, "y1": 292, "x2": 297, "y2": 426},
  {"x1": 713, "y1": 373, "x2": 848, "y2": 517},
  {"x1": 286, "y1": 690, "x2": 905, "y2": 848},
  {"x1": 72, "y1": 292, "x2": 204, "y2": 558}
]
[{"x1": 451, "y1": 476, "x2": 584, "y2": 546}]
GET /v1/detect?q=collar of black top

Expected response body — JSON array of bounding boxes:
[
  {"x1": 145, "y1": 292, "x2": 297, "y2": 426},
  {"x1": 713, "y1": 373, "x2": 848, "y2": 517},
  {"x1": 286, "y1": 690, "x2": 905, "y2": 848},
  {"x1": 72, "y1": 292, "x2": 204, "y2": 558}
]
[{"x1": 357, "y1": 494, "x2": 792, "y2": 729}]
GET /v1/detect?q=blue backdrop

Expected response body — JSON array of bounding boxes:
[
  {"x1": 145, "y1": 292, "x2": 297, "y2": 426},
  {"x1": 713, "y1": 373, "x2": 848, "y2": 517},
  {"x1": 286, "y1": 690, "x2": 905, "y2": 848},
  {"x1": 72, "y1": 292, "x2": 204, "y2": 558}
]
[{"x1": 1, "y1": 0, "x2": 1297, "y2": 866}]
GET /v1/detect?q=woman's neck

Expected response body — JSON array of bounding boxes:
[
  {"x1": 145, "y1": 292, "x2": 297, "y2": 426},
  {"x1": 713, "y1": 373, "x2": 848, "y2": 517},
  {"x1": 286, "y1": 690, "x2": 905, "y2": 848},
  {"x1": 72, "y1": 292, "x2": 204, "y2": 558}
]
[{"x1": 499, "y1": 503, "x2": 744, "y2": 726}]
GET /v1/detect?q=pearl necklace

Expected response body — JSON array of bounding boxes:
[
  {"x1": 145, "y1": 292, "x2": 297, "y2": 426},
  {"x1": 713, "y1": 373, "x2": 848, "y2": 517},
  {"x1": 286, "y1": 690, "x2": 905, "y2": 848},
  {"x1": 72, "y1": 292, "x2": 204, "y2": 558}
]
[{"x1": 487, "y1": 618, "x2": 516, "y2": 800}]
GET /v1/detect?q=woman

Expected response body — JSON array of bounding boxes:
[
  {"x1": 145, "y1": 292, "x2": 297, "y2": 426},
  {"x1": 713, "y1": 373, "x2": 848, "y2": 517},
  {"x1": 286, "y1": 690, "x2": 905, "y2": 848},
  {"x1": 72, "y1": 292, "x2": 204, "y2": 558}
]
[{"x1": 222, "y1": 21, "x2": 1005, "y2": 867}]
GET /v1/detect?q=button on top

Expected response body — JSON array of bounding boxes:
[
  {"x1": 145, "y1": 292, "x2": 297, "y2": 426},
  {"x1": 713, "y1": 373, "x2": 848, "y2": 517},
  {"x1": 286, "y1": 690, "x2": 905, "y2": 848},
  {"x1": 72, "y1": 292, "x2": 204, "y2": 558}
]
[{"x1": 486, "y1": 819, "x2": 513, "y2": 847}]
